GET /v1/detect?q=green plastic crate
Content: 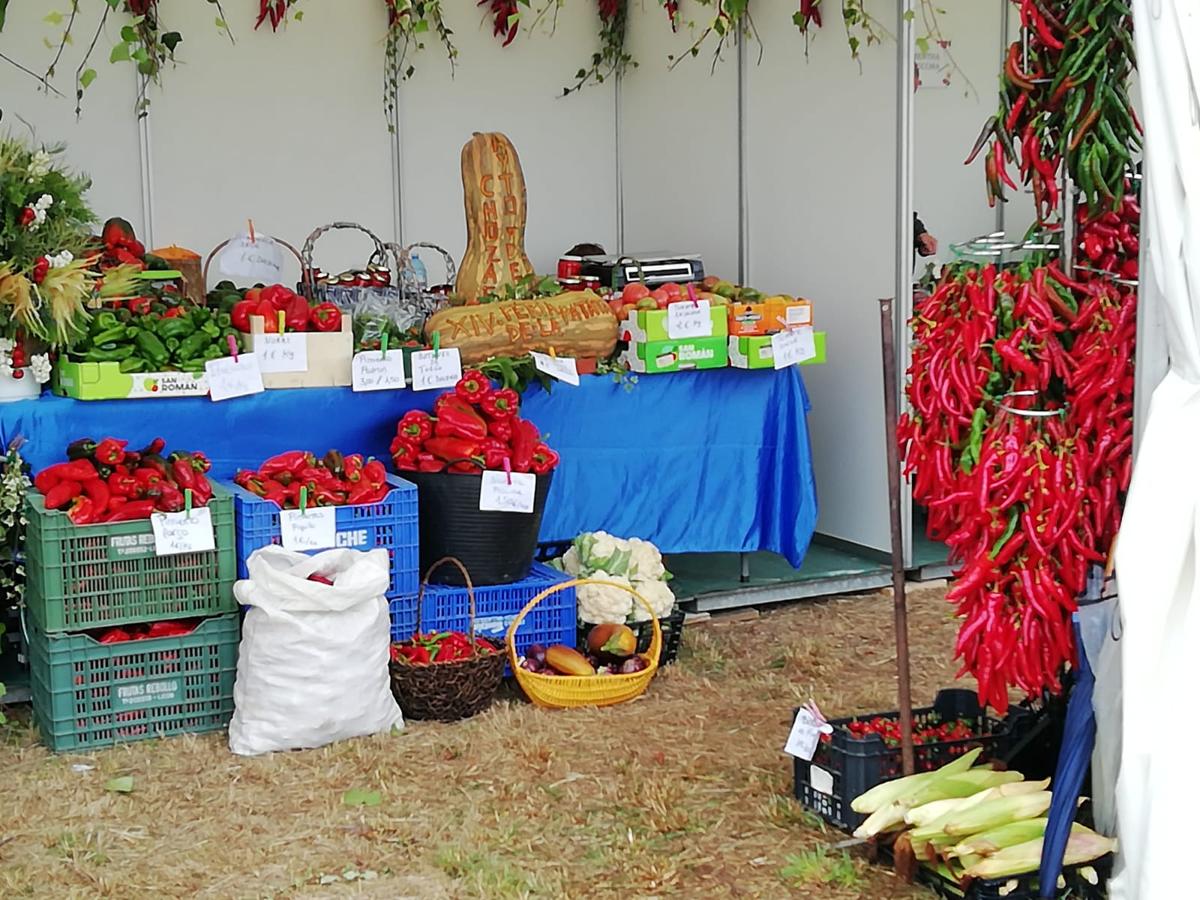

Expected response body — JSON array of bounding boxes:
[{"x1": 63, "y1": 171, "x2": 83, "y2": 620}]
[
  {"x1": 28, "y1": 613, "x2": 239, "y2": 752},
  {"x1": 24, "y1": 484, "x2": 237, "y2": 633}
]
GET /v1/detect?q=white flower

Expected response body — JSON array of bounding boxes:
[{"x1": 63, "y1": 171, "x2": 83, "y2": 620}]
[
  {"x1": 34, "y1": 193, "x2": 54, "y2": 211},
  {"x1": 576, "y1": 570, "x2": 634, "y2": 624},
  {"x1": 627, "y1": 538, "x2": 666, "y2": 581},
  {"x1": 27, "y1": 150, "x2": 52, "y2": 180},
  {"x1": 628, "y1": 579, "x2": 676, "y2": 622},
  {"x1": 30, "y1": 354, "x2": 52, "y2": 384},
  {"x1": 47, "y1": 250, "x2": 74, "y2": 269}
]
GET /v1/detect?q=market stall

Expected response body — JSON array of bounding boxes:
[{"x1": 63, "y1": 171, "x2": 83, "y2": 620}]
[{"x1": 0, "y1": 366, "x2": 818, "y2": 566}]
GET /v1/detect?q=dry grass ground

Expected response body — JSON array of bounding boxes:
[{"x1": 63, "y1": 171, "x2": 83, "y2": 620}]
[{"x1": 0, "y1": 585, "x2": 964, "y2": 899}]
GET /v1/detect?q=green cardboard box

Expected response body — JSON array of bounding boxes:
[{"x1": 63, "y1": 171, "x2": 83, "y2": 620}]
[
  {"x1": 53, "y1": 359, "x2": 208, "y2": 400},
  {"x1": 620, "y1": 336, "x2": 729, "y2": 374},
  {"x1": 728, "y1": 332, "x2": 828, "y2": 369},
  {"x1": 620, "y1": 305, "x2": 729, "y2": 342}
]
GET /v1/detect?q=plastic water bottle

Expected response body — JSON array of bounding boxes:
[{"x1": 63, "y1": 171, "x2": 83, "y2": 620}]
[{"x1": 410, "y1": 254, "x2": 428, "y2": 292}]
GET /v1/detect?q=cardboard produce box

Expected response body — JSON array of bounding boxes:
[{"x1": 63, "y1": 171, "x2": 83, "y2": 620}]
[
  {"x1": 53, "y1": 360, "x2": 208, "y2": 400},
  {"x1": 619, "y1": 306, "x2": 729, "y2": 343},
  {"x1": 728, "y1": 297, "x2": 813, "y2": 337},
  {"x1": 620, "y1": 336, "x2": 729, "y2": 374},
  {"x1": 728, "y1": 332, "x2": 828, "y2": 370},
  {"x1": 246, "y1": 316, "x2": 353, "y2": 389}
]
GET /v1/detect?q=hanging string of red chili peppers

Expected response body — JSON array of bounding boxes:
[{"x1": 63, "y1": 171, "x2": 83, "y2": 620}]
[
  {"x1": 480, "y1": 0, "x2": 521, "y2": 48},
  {"x1": 255, "y1": 1, "x2": 303, "y2": 31}
]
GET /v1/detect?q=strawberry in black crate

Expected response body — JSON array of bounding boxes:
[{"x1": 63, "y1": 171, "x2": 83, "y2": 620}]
[{"x1": 792, "y1": 689, "x2": 1029, "y2": 834}]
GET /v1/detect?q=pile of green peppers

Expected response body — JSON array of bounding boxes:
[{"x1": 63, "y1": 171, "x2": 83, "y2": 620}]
[{"x1": 70, "y1": 306, "x2": 244, "y2": 375}]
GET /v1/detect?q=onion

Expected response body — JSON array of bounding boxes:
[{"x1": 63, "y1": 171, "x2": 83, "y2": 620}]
[
  {"x1": 527, "y1": 643, "x2": 547, "y2": 664},
  {"x1": 619, "y1": 656, "x2": 648, "y2": 674}
]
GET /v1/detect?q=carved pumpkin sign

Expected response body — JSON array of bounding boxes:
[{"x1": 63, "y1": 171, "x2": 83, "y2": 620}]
[
  {"x1": 455, "y1": 132, "x2": 536, "y2": 302},
  {"x1": 424, "y1": 290, "x2": 618, "y2": 365}
]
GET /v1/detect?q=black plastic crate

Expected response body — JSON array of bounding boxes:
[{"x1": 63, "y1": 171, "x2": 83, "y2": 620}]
[
  {"x1": 575, "y1": 607, "x2": 686, "y2": 667},
  {"x1": 793, "y1": 689, "x2": 1029, "y2": 833}
]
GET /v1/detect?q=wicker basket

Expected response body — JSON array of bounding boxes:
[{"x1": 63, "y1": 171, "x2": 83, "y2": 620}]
[
  {"x1": 300, "y1": 221, "x2": 398, "y2": 308},
  {"x1": 508, "y1": 579, "x2": 661, "y2": 709},
  {"x1": 392, "y1": 241, "x2": 456, "y2": 319},
  {"x1": 201, "y1": 235, "x2": 304, "y2": 289},
  {"x1": 389, "y1": 557, "x2": 505, "y2": 722}
]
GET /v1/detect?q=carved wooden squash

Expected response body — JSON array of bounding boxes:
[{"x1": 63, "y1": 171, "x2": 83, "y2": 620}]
[
  {"x1": 455, "y1": 132, "x2": 536, "y2": 302},
  {"x1": 424, "y1": 290, "x2": 618, "y2": 365}
]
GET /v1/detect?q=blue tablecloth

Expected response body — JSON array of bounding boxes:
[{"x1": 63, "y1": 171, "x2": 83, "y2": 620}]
[{"x1": 0, "y1": 368, "x2": 818, "y2": 566}]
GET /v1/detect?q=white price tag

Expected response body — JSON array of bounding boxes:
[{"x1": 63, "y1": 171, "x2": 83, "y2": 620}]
[
  {"x1": 479, "y1": 470, "x2": 536, "y2": 514},
  {"x1": 279, "y1": 507, "x2": 337, "y2": 551},
  {"x1": 151, "y1": 507, "x2": 216, "y2": 557},
  {"x1": 667, "y1": 299, "x2": 713, "y2": 339},
  {"x1": 352, "y1": 350, "x2": 407, "y2": 392},
  {"x1": 784, "y1": 707, "x2": 833, "y2": 761},
  {"x1": 205, "y1": 353, "x2": 265, "y2": 402},
  {"x1": 772, "y1": 326, "x2": 817, "y2": 369},
  {"x1": 785, "y1": 304, "x2": 812, "y2": 326},
  {"x1": 809, "y1": 764, "x2": 834, "y2": 796},
  {"x1": 217, "y1": 231, "x2": 284, "y2": 283},
  {"x1": 256, "y1": 333, "x2": 308, "y2": 373},
  {"x1": 410, "y1": 348, "x2": 462, "y2": 391},
  {"x1": 531, "y1": 351, "x2": 580, "y2": 386}
]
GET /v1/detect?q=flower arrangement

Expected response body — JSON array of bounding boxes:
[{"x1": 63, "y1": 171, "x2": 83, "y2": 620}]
[{"x1": 0, "y1": 136, "x2": 137, "y2": 377}]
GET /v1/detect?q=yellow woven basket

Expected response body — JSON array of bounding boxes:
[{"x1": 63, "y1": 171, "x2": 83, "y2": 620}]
[{"x1": 507, "y1": 579, "x2": 662, "y2": 709}]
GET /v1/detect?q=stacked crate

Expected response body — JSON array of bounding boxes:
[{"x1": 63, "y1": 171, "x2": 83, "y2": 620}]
[{"x1": 24, "y1": 484, "x2": 240, "y2": 751}]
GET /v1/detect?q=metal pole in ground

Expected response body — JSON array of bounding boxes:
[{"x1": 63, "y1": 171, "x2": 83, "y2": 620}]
[{"x1": 879, "y1": 296, "x2": 915, "y2": 775}]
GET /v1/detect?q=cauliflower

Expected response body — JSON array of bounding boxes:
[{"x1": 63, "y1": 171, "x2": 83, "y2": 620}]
[
  {"x1": 560, "y1": 545, "x2": 583, "y2": 576},
  {"x1": 629, "y1": 578, "x2": 676, "y2": 622},
  {"x1": 626, "y1": 537, "x2": 666, "y2": 581},
  {"x1": 576, "y1": 570, "x2": 634, "y2": 624},
  {"x1": 576, "y1": 531, "x2": 633, "y2": 577}
]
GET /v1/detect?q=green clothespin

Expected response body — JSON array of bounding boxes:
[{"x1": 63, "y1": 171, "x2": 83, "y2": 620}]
[
  {"x1": 300, "y1": 486, "x2": 308, "y2": 515},
  {"x1": 184, "y1": 488, "x2": 193, "y2": 519},
  {"x1": 432, "y1": 331, "x2": 440, "y2": 359},
  {"x1": 381, "y1": 333, "x2": 389, "y2": 357}
]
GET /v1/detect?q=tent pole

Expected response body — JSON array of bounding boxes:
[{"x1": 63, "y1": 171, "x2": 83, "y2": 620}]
[
  {"x1": 880, "y1": 297, "x2": 915, "y2": 776},
  {"x1": 896, "y1": 0, "x2": 915, "y2": 569}
]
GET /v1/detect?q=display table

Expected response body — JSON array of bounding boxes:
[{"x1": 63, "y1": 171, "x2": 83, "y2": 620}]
[{"x1": 0, "y1": 367, "x2": 818, "y2": 566}]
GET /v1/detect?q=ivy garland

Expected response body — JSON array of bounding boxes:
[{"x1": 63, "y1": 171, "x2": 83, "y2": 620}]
[{"x1": 0, "y1": 1, "x2": 964, "y2": 124}]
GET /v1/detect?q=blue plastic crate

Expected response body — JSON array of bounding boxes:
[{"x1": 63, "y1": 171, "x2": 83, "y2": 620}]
[
  {"x1": 228, "y1": 475, "x2": 419, "y2": 598},
  {"x1": 389, "y1": 564, "x2": 576, "y2": 671}
]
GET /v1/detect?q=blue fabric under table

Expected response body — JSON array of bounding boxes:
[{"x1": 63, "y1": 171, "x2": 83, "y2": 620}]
[{"x1": 0, "y1": 367, "x2": 819, "y2": 566}]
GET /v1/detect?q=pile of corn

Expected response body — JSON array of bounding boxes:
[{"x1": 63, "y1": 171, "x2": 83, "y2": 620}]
[{"x1": 851, "y1": 748, "x2": 1116, "y2": 886}]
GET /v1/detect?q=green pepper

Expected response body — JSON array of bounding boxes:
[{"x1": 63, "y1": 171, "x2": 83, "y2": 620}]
[
  {"x1": 199, "y1": 319, "x2": 220, "y2": 339},
  {"x1": 93, "y1": 310, "x2": 121, "y2": 332},
  {"x1": 158, "y1": 317, "x2": 194, "y2": 340},
  {"x1": 215, "y1": 312, "x2": 232, "y2": 329},
  {"x1": 119, "y1": 357, "x2": 148, "y2": 374},
  {"x1": 86, "y1": 344, "x2": 136, "y2": 362},
  {"x1": 178, "y1": 358, "x2": 209, "y2": 373},
  {"x1": 177, "y1": 332, "x2": 212, "y2": 360},
  {"x1": 89, "y1": 325, "x2": 128, "y2": 346},
  {"x1": 135, "y1": 330, "x2": 170, "y2": 365}
]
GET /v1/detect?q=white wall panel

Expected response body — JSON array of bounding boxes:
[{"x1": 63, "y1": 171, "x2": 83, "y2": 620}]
[
  {"x1": 396, "y1": 13, "x2": 617, "y2": 278},
  {"x1": 0, "y1": 2, "x2": 143, "y2": 234},
  {"x1": 618, "y1": 7, "x2": 739, "y2": 278},
  {"x1": 145, "y1": 0, "x2": 395, "y2": 281},
  {"x1": 744, "y1": 8, "x2": 899, "y2": 551}
]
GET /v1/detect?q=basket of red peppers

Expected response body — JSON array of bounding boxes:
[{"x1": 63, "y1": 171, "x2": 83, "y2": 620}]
[
  {"x1": 391, "y1": 371, "x2": 561, "y2": 587},
  {"x1": 389, "y1": 557, "x2": 505, "y2": 722},
  {"x1": 32, "y1": 436, "x2": 216, "y2": 524}
]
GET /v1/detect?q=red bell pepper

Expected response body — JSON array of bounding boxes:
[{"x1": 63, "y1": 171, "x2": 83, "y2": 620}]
[
  {"x1": 416, "y1": 453, "x2": 445, "y2": 473},
  {"x1": 108, "y1": 471, "x2": 138, "y2": 498},
  {"x1": 156, "y1": 484, "x2": 186, "y2": 513},
  {"x1": 254, "y1": 298, "x2": 280, "y2": 332},
  {"x1": 146, "y1": 620, "x2": 194, "y2": 638},
  {"x1": 486, "y1": 417, "x2": 514, "y2": 442},
  {"x1": 347, "y1": 481, "x2": 389, "y2": 504},
  {"x1": 81, "y1": 478, "x2": 110, "y2": 510},
  {"x1": 191, "y1": 473, "x2": 213, "y2": 505},
  {"x1": 511, "y1": 418, "x2": 539, "y2": 474},
  {"x1": 531, "y1": 442, "x2": 559, "y2": 476},
  {"x1": 481, "y1": 438, "x2": 510, "y2": 470},
  {"x1": 391, "y1": 438, "x2": 420, "y2": 471},
  {"x1": 67, "y1": 495, "x2": 99, "y2": 525},
  {"x1": 99, "y1": 628, "x2": 133, "y2": 644},
  {"x1": 425, "y1": 437, "x2": 482, "y2": 464},
  {"x1": 455, "y1": 370, "x2": 493, "y2": 405},
  {"x1": 309, "y1": 302, "x2": 342, "y2": 332},
  {"x1": 284, "y1": 294, "x2": 311, "y2": 332},
  {"x1": 38, "y1": 459, "x2": 101, "y2": 484},
  {"x1": 397, "y1": 410, "x2": 434, "y2": 443},
  {"x1": 481, "y1": 388, "x2": 519, "y2": 419},
  {"x1": 449, "y1": 461, "x2": 481, "y2": 474},
  {"x1": 434, "y1": 396, "x2": 488, "y2": 441},
  {"x1": 171, "y1": 456, "x2": 197, "y2": 491},
  {"x1": 44, "y1": 480, "x2": 83, "y2": 510},
  {"x1": 128, "y1": 296, "x2": 154, "y2": 317},
  {"x1": 343, "y1": 454, "x2": 365, "y2": 483},
  {"x1": 363, "y1": 458, "x2": 388, "y2": 487},
  {"x1": 259, "y1": 451, "x2": 312, "y2": 478},
  {"x1": 231, "y1": 300, "x2": 258, "y2": 333}
]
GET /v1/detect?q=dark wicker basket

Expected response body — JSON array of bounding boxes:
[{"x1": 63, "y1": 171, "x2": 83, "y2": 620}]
[{"x1": 389, "y1": 558, "x2": 505, "y2": 722}]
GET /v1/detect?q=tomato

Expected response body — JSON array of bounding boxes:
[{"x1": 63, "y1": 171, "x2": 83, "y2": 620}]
[
  {"x1": 661, "y1": 282, "x2": 683, "y2": 301},
  {"x1": 622, "y1": 282, "x2": 651, "y2": 303},
  {"x1": 651, "y1": 288, "x2": 671, "y2": 309},
  {"x1": 608, "y1": 298, "x2": 626, "y2": 318},
  {"x1": 242, "y1": 287, "x2": 262, "y2": 305}
]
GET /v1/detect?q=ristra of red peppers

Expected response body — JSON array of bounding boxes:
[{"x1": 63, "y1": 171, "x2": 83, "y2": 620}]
[
  {"x1": 900, "y1": 187, "x2": 1138, "y2": 711},
  {"x1": 33, "y1": 437, "x2": 213, "y2": 525},
  {"x1": 479, "y1": 0, "x2": 520, "y2": 47},
  {"x1": 256, "y1": 1, "x2": 302, "y2": 31},
  {"x1": 971, "y1": 1, "x2": 1140, "y2": 220}
]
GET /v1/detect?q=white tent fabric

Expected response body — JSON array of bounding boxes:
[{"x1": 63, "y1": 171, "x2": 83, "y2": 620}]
[{"x1": 1112, "y1": 4, "x2": 1200, "y2": 898}]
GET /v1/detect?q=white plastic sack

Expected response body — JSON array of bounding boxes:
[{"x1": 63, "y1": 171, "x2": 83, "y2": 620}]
[
  {"x1": 1078, "y1": 580, "x2": 1122, "y2": 837},
  {"x1": 229, "y1": 545, "x2": 403, "y2": 756}
]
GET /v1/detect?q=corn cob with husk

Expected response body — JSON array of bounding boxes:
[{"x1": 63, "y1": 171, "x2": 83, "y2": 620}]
[
  {"x1": 851, "y1": 747, "x2": 983, "y2": 815},
  {"x1": 963, "y1": 830, "x2": 1118, "y2": 880},
  {"x1": 854, "y1": 769, "x2": 1024, "y2": 839},
  {"x1": 905, "y1": 777, "x2": 1050, "y2": 827}
]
